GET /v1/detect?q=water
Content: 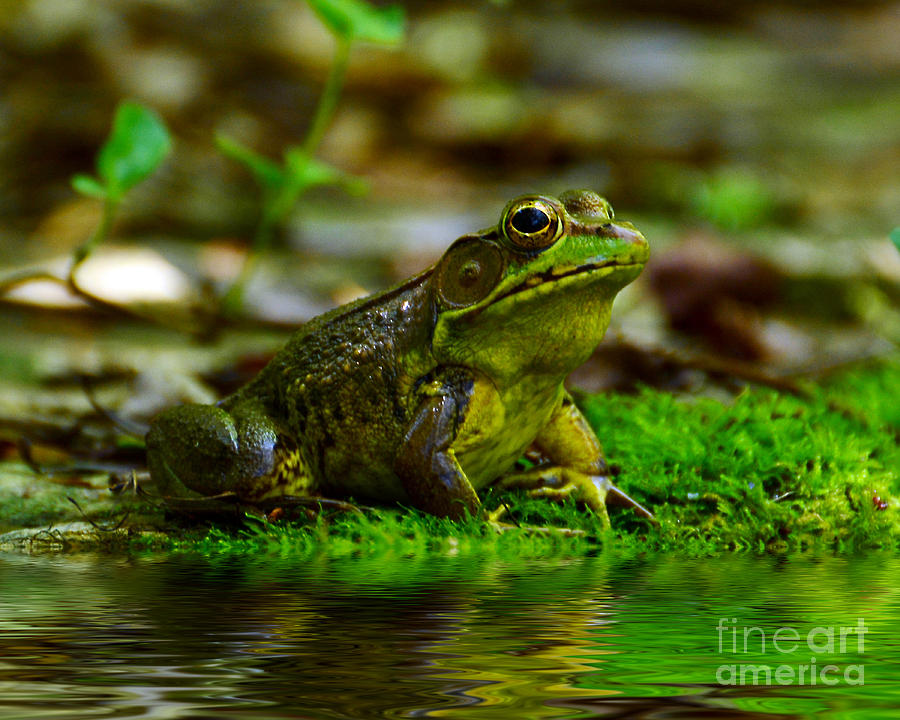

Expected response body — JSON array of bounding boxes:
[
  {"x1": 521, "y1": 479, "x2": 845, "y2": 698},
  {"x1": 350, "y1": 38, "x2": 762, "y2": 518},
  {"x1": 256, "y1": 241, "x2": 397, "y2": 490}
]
[{"x1": 1, "y1": 551, "x2": 898, "y2": 719}]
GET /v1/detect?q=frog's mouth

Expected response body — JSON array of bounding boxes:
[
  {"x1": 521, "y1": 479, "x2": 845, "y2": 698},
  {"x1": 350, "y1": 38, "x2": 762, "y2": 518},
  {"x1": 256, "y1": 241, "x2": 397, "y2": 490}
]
[{"x1": 498, "y1": 260, "x2": 645, "y2": 303}]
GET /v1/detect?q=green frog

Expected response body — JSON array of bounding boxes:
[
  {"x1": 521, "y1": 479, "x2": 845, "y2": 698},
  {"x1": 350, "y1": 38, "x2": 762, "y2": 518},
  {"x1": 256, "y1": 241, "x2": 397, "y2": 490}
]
[{"x1": 146, "y1": 189, "x2": 650, "y2": 523}]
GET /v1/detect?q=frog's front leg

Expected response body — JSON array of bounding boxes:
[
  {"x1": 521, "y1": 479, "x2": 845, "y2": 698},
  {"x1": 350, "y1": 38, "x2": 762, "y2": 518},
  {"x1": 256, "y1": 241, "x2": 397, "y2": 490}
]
[
  {"x1": 496, "y1": 393, "x2": 652, "y2": 524},
  {"x1": 146, "y1": 399, "x2": 278, "y2": 499},
  {"x1": 394, "y1": 370, "x2": 481, "y2": 521}
]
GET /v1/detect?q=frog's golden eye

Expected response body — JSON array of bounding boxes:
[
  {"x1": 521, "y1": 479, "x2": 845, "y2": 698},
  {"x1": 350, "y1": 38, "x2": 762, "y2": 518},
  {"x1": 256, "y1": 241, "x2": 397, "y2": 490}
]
[
  {"x1": 435, "y1": 237, "x2": 504, "y2": 308},
  {"x1": 501, "y1": 197, "x2": 564, "y2": 251}
]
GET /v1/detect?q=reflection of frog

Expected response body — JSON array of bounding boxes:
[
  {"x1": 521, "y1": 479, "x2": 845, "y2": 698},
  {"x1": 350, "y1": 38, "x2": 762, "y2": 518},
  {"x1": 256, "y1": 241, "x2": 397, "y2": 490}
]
[{"x1": 147, "y1": 190, "x2": 650, "y2": 522}]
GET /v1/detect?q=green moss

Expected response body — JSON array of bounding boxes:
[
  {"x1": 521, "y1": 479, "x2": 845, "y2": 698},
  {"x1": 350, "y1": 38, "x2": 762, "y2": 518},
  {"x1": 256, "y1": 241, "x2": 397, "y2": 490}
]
[
  {"x1": 181, "y1": 510, "x2": 606, "y2": 560},
  {"x1": 579, "y1": 360, "x2": 900, "y2": 553}
]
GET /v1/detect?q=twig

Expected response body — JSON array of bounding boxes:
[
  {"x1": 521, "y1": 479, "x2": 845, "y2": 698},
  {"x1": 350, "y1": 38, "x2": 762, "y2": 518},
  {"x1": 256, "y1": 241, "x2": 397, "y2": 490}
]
[
  {"x1": 67, "y1": 496, "x2": 131, "y2": 532},
  {"x1": 80, "y1": 375, "x2": 148, "y2": 438}
]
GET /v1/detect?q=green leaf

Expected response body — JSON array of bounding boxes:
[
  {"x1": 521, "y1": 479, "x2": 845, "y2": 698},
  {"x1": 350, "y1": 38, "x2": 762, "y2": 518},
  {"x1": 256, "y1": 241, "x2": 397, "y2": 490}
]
[
  {"x1": 891, "y1": 227, "x2": 900, "y2": 254},
  {"x1": 216, "y1": 134, "x2": 286, "y2": 193},
  {"x1": 285, "y1": 150, "x2": 341, "y2": 186},
  {"x1": 253, "y1": 152, "x2": 356, "y2": 223},
  {"x1": 305, "y1": 0, "x2": 405, "y2": 44},
  {"x1": 70, "y1": 174, "x2": 107, "y2": 199},
  {"x1": 97, "y1": 101, "x2": 171, "y2": 198},
  {"x1": 284, "y1": 150, "x2": 367, "y2": 194}
]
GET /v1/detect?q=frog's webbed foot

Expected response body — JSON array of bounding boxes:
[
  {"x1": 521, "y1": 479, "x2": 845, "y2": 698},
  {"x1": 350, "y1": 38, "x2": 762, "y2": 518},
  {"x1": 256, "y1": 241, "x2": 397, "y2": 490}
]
[{"x1": 495, "y1": 466, "x2": 654, "y2": 528}]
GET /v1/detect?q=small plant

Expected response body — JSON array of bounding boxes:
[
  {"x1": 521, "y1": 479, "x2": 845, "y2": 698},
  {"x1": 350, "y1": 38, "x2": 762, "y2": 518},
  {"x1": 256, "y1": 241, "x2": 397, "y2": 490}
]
[
  {"x1": 0, "y1": 101, "x2": 171, "y2": 313},
  {"x1": 71, "y1": 101, "x2": 172, "y2": 269},
  {"x1": 217, "y1": 0, "x2": 405, "y2": 315}
]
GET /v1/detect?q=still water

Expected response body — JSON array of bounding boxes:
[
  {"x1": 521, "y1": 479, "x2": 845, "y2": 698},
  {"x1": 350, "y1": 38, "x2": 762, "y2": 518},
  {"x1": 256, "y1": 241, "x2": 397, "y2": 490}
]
[{"x1": 1, "y1": 550, "x2": 897, "y2": 719}]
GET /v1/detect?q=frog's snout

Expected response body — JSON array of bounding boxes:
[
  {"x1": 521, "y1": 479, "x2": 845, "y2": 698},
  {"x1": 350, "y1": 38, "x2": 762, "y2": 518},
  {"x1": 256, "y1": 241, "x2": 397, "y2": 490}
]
[{"x1": 611, "y1": 224, "x2": 649, "y2": 265}]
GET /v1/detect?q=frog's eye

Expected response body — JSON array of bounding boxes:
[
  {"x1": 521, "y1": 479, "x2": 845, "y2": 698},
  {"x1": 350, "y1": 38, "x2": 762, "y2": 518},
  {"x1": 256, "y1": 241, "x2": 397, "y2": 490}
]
[
  {"x1": 501, "y1": 197, "x2": 564, "y2": 251},
  {"x1": 435, "y1": 237, "x2": 504, "y2": 308}
]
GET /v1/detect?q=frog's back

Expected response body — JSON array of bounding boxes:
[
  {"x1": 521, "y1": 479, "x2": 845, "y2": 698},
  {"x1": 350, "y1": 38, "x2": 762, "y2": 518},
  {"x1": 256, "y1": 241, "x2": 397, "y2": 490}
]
[{"x1": 242, "y1": 273, "x2": 437, "y2": 500}]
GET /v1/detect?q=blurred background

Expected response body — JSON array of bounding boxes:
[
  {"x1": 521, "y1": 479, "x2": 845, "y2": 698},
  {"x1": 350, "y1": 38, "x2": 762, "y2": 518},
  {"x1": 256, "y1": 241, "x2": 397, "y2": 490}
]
[{"x1": 0, "y1": 0, "x2": 898, "y2": 398}]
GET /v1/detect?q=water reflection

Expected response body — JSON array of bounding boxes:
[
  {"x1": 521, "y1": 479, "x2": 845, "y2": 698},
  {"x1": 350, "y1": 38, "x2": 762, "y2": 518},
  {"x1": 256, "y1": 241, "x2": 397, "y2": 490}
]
[{"x1": 0, "y1": 552, "x2": 898, "y2": 719}]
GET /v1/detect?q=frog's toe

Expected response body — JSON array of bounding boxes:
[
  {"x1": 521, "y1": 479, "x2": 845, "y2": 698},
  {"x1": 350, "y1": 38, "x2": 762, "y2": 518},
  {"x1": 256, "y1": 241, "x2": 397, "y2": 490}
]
[
  {"x1": 527, "y1": 475, "x2": 611, "y2": 528},
  {"x1": 482, "y1": 504, "x2": 509, "y2": 523},
  {"x1": 571, "y1": 474, "x2": 655, "y2": 522},
  {"x1": 498, "y1": 466, "x2": 653, "y2": 524}
]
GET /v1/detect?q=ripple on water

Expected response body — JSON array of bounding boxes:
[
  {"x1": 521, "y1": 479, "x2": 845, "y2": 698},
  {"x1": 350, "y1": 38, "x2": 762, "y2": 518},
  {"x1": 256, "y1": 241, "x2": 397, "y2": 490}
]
[{"x1": 0, "y1": 552, "x2": 898, "y2": 719}]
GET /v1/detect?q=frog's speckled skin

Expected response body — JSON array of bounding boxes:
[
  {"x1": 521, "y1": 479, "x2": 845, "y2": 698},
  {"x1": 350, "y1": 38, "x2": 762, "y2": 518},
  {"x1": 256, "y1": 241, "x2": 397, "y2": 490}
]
[{"x1": 146, "y1": 190, "x2": 649, "y2": 520}]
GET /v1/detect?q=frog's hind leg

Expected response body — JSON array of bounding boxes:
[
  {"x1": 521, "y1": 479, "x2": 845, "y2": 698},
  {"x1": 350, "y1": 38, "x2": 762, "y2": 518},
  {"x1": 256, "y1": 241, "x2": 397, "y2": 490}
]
[
  {"x1": 146, "y1": 400, "x2": 278, "y2": 499},
  {"x1": 250, "y1": 437, "x2": 317, "y2": 501}
]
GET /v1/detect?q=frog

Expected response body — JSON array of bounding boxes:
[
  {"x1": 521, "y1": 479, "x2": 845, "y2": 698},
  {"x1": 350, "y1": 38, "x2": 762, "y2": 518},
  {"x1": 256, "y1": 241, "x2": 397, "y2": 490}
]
[{"x1": 145, "y1": 189, "x2": 651, "y2": 524}]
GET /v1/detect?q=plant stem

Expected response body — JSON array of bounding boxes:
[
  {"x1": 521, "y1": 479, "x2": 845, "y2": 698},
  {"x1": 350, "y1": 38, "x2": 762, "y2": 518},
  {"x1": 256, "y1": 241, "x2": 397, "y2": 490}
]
[
  {"x1": 73, "y1": 195, "x2": 119, "y2": 270},
  {"x1": 302, "y1": 35, "x2": 352, "y2": 158},
  {"x1": 221, "y1": 216, "x2": 275, "y2": 316},
  {"x1": 223, "y1": 35, "x2": 353, "y2": 317}
]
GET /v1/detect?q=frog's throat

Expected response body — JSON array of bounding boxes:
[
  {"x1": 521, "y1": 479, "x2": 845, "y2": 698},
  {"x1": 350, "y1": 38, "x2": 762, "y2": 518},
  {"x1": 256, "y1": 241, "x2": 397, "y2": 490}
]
[{"x1": 496, "y1": 260, "x2": 644, "y2": 304}]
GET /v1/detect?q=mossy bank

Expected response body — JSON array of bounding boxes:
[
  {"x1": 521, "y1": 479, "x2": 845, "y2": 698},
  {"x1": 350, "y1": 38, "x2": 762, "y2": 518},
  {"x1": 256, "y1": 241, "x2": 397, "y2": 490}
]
[{"x1": 2, "y1": 360, "x2": 898, "y2": 557}]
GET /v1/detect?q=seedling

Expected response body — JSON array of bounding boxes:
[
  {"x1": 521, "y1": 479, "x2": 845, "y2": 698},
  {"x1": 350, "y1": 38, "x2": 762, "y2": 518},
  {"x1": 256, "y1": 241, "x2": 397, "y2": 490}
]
[
  {"x1": 0, "y1": 101, "x2": 171, "y2": 315},
  {"x1": 218, "y1": 0, "x2": 405, "y2": 316},
  {"x1": 70, "y1": 101, "x2": 172, "y2": 269}
]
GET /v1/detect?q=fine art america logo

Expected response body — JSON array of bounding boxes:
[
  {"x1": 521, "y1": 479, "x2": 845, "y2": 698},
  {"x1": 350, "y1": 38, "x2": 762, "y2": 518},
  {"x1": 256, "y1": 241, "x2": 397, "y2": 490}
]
[{"x1": 716, "y1": 618, "x2": 867, "y2": 686}]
